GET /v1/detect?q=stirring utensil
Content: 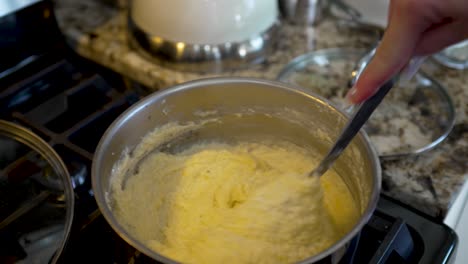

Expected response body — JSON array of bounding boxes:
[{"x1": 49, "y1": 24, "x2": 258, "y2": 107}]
[
  {"x1": 309, "y1": 76, "x2": 397, "y2": 177},
  {"x1": 309, "y1": 47, "x2": 427, "y2": 177}
]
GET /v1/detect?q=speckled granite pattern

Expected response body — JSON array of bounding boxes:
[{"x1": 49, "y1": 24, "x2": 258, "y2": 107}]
[{"x1": 53, "y1": 0, "x2": 467, "y2": 218}]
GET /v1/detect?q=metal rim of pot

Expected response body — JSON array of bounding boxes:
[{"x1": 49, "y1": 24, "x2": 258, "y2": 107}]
[{"x1": 92, "y1": 77, "x2": 381, "y2": 264}]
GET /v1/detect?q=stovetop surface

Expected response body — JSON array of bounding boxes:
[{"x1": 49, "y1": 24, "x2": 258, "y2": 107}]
[{"x1": 0, "y1": 46, "x2": 457, "y2": 264}]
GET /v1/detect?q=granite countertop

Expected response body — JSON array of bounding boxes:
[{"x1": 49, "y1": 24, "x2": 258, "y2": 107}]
[{"x1": 53, "y1": 0, "x2": 467, "y2": 218}]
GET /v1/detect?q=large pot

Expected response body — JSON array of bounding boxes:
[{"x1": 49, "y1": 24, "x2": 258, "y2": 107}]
[
  {"x1": 92, "y1": 78, "x2": 381, "y2": 263},
  {"x1": 128, "y1": 0, "x2": 279, "y2": 72}
]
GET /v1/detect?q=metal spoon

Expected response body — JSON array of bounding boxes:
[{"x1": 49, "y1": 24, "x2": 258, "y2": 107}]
[{"x1": 309, "y1": 75, "x2": 397, "y2": 177}]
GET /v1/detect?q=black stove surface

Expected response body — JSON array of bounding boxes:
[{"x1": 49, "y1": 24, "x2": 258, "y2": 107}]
[
  {"x1": 0, "y1": 48, "x2": 458, "y2": 264},
  {"x1": 0, "y1": 2, "x2": 457, "y2": 264}
]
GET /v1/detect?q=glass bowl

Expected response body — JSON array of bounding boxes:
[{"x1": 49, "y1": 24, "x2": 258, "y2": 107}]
[{"x1": 277, "y1": 48, "x2": 456, "y2": 159}]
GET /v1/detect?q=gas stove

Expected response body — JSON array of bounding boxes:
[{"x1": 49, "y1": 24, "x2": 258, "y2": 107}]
[{"x1": 0, "y1": 1, "x2": 457, "y2": 264}]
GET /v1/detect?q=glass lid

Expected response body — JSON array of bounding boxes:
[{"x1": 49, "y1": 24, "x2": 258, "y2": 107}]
[
  {"x1": 433, "y1": 40, "x2": 468, "y2": 70},
  {"x1": 277, "y1": 48, "x2": 456, "y2": 159},
  {"x1": 0, "y1": 120, "x2": 74, "y2": 263}
]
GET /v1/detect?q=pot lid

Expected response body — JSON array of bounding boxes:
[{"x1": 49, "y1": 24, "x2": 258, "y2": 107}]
[
  {"x1": 277, "y1": 48, "x2": 455, "y2": 159},
  {"x1": 0, "y1": 120, "x2": 74, "y2": 264}
]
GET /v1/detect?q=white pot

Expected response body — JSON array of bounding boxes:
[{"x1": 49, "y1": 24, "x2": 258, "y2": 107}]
[{"x1": 130, "y1": 0, "x2": 278, "y2": 45}]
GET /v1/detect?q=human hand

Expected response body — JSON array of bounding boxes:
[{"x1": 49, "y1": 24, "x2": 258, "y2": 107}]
[{"x1": 346, "y1": 0, "x2": 468, "y2": 104}]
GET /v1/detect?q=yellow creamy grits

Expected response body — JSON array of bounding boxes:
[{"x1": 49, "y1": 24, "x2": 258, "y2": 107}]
[{"x1": 111, "y1": 141, "x2": 359, "y2": 264}]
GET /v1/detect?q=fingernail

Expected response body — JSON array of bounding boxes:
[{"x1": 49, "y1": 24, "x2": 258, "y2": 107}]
[
  {"x1": 346, "y1": 86, "x2": 358, "y2": 104},
  {"x1": 343, "y1": 103, "x2": 357, "y2": 115},
  {"x1": 400, "y1": 56, "x2": 426, "y2": 83}
]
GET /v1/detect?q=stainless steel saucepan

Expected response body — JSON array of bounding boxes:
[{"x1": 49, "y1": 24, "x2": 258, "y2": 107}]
[{"x1": 92, "y1": 78, "x2": 381, "y2": 264}]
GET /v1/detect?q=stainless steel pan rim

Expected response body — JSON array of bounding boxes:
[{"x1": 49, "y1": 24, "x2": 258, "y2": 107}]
[{"x1": 92, "y1": 77, "x2": 381, "y2": 264}]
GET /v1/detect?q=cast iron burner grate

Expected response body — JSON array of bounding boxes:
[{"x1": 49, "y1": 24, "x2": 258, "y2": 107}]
[
  {"x1": 0, "y1": 55, "x2": 457, "y2": 264},
  {"x1": 0, "y1": 54, "x2": 146, "y2": 230}
]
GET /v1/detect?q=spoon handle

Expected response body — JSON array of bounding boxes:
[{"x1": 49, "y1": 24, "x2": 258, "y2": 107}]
[{"x1": 310, "y1": 76, "x2": 397, "y2": 177}]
